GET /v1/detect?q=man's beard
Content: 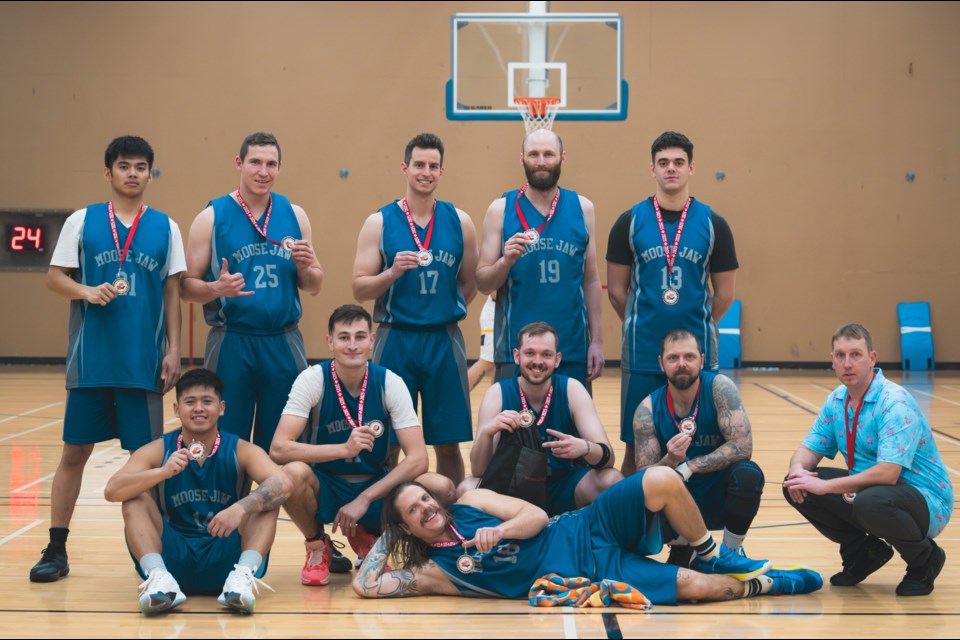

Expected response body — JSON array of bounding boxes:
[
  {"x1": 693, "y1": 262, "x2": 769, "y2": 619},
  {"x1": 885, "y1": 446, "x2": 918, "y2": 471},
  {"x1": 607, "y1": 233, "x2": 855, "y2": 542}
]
[
  {"x1": 524, "y1": 161, "x2": 562, "y2": 191},
  {"x1": 668, "y1": 369, "x2": 700, "y2": 391}
]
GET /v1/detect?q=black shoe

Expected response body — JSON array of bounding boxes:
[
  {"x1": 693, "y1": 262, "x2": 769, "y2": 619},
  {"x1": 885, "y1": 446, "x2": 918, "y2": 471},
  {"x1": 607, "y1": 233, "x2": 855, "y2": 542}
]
[
  {"x1": 30, "y1": 546, "x2": 69, "y2": 583},
  {"x1": 896, "y1": 543, "x2": 946, "y2": 596},
  {"x1": 329, "y1": 538, "x2": 352, "y2": 574},
  {"x1": 666, "y1": 544, "x2": 695, "y2": 568},
  {"x1": 830, "y1": 537, "x2": 894, "y2": 586}
]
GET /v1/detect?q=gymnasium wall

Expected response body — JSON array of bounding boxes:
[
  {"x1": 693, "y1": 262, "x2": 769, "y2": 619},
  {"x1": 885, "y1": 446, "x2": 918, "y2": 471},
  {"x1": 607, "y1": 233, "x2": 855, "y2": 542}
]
[{"x1": 1, "y1": 1, "x2": 957, "y2": 366}]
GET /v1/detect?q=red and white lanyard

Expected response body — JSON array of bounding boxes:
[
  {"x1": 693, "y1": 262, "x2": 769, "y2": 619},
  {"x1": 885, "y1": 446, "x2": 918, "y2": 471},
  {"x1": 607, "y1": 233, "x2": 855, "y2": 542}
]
[
  {"x1": 844, "y1": 373, "x2": 876, "y2": 471},
  {"x1": 400, "y1": 198, "x2": 437, "y2": 253},
  {"x1": 652, "y1": 196, "x2": 691, "y2": 275},
  {"x1": 235, "y1": 189, "x2": 282, "y2": 246},
  {"x1": 519, "y1": 383, "x2": 554, "y2": 427},
  {"x1": 107, "y1": 201, "x2": 147, "y2": 274},
  {"x1": 515, "y1": 184, "x2": 560, "y2": 236},
  {"x1": 330, "y1": 360, "x2": 369, "y2": 429},
  {"x1": 666, "y1": 379, "x2": 702, "y2": 432},
  {"x1": 176, "y1": 430, "x2": 222, "y2": 457}
]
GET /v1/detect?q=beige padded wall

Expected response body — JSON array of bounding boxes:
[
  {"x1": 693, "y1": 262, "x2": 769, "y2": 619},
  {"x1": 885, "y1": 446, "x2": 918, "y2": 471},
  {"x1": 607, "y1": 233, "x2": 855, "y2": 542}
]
[{"x1": 1, "y1": 1, "x2": 957, "y2": 365}]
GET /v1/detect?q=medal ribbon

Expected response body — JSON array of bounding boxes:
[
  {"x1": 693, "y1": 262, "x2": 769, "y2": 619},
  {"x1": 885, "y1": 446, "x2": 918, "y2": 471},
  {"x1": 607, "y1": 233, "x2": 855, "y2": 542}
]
[
  {"x1": 330, "y1": 360, "x2": 369, "y2": 429},
  {"x1": 235, "y1": 189, "x2": 283, "y2": 246},
  {"x1": 176, "y1": 429, "x2": 222, "y2": 458},
  {"x1": 107, "y1": 201, "x2": 147, "y2": 276},
  {"x1": 666, "y1": 378, "x2": 702, "y2": 433},
  {"x1": 519, "y1": 383, "x2": 554, "y2": 428},
  {"x1": 400, "y1": 198, "x2": 436, "y2": 253},
  {"x1": 514, "y1": 184, "x2": 560, "y2": 235},
  {"x1": 428, "y1": 523, "x2": 469, "y2": 549},
  {"x1": 652, "y1": 196, "x2": 692, "y2": 278},
  {"x1": 843, "y1": 372, "x2": 876, "y2": 471}
]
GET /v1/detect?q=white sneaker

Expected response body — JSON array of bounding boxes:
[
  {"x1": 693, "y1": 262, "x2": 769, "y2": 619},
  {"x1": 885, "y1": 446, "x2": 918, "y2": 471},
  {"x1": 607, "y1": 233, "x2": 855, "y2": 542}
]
[
  {"x1": 138, "y1": 568, "x2": 187, "y2": 616},
  {"x1": 218, "y1": 564, "x2": 274, "y2": 614}
]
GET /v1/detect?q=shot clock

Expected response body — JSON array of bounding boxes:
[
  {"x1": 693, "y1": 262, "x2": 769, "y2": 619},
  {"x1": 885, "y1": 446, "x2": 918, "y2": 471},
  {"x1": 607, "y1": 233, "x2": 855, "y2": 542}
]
[{"x1": 1, "y1": 210, "x2": 72, "y2": 271}]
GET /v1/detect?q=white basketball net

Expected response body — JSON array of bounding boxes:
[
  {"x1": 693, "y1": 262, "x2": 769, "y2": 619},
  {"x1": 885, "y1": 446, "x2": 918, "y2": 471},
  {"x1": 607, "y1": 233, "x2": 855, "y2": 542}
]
[{"x1": 515, "y1": 97, "x2": 561, "y2": 134}]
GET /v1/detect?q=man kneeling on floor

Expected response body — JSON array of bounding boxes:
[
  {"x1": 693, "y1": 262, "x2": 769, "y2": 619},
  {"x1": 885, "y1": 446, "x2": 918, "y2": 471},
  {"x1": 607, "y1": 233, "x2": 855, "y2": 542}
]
[
  {"x1": 353, "y1": 467, "x2": 823, "y2": 604},
  {"x1": 105, "y1": 368, "x2": 294, "y2": 615}
]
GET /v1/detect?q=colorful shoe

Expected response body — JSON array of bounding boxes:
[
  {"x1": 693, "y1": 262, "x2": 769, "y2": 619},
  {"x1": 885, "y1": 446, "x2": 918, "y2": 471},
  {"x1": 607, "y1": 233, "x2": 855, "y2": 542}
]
[
  {"x1": 347, "y1": 525, "x2": 378, "y2": 561},
  {"x1": 691, "y1": 543, "x2": 772, "y2": 581},
  {"x1": 329, "y1": 536, "x2": 352, "y2": 574},
  {"x1": 763, "y1": 567, "x2": 824, "y2": 595},
  {"x1": 29, "y1": 545, "x2": 69, "y2": 583},
  {"x1": 138, "y1": 568, "x2": 187, "y2": 615},
  {"x1": 219, "y1": 564, "x2": 274, "y2": 613},
  {"x1": 665, "y1": 544, "x2": 695, "y2": 568},
  {"x1": 831, "y1": 536, "x2": 894, "y2": 586},
  {"x1": 896, "y1": 543, "x2": 945, "y2": 596},
  {"x1": 301, "y1": 536, "x2": 331, "y2": 586}
]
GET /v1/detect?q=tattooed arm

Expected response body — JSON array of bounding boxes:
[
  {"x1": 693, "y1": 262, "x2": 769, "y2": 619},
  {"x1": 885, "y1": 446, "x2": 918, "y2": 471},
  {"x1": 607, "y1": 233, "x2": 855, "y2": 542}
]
[
  {"x1": 686, "y1": 375, "x2": 753, "y2": 474},
  {"x1": 352, "y1": 536, "x2": 459, "y2": 598},
  {"x1": 633, "y1": 396, "x2": 689, "y2": 470}
]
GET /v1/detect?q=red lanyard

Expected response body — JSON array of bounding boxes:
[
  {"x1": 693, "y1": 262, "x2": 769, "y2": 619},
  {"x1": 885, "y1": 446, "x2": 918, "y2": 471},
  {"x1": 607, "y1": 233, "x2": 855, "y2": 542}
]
[
  {"x1": 844, "y1": 373, "x2": 876, "y2": 471},
  {"x1": 519, "y1": 383, "x2": 554, "y2": 427},
  {"x1": 514, "y1": 184, "x2": 560, "y2": 235},
  {"x1": 235, "y1": 189, "x2": 282, "y2": 246},
  {"x1": 176, "y1": 430, "x2": 221, "y2": 458},
  {"x1": 666, "y1": 379, "x2": 701, "y2": 431},
  {"x1": 652, "y1": 196, "x2": 691, "y2": 275},
  {"x1": 107, "y1": 201, "x2": 146, "y2": 273},
  {"x1": 330, "y1": 360, "x2": 369, "y2": 429},
  {"x1": 429, "y1": 523, "x2": 468, "y2": 549},
  {"x1": 400, "y1": 198, "x2": 436, "y2": 252}
]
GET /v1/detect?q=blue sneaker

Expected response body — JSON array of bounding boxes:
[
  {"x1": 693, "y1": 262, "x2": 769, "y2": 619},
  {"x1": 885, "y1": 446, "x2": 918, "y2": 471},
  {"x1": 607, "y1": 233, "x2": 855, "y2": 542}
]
[
  {"x1": 763, "y1": 566, "x2": 824, "y2": 595},
  {"x1": 691, "y1": 543, "x2": 772, "y2": 581}
]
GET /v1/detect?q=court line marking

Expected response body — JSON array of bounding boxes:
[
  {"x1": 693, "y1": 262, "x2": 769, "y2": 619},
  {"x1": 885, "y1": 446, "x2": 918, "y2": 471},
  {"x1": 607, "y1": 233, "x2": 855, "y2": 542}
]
[
  {"x1": 0, "y1": 419, "x2": 64, "y2": 443},
  {"x1": 0, "y1": 519, "x2": 44, "y2": 546},
  {"x1": 563, "y1": 609, "x2": 578, "y2": 638},
  {"x1": 0, "y1": 402, "x2": 63, "y2": 425},
  {"x1": 10, "y1": 445, "x2": 119, "y2": 493},
  {"x1": 911, "y1": 389, "x2": 960, "y2": 408}
]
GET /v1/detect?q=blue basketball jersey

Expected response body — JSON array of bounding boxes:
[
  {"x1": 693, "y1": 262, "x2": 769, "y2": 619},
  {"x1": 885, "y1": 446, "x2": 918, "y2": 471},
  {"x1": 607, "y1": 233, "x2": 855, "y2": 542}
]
[
  {"x1": 622, "y1": 197, "x2": 718, "y2": 373},
  {"x1": 304, "y1": 361, "x2": 393, "y2": 478},
  {"x1": 374, "y1": 200, "x2": 467, "y2": 325},
  {"x1": 650, "y1": 372, "x2": 725, "y2": 488},
  {"x1": 65, "y1": 203, "x2": 176, "y2": 391},
  {"x1": 494, "y1": 188, "x2": 588, "y2": 364},
  {"x1": 498, "y1": 375, "x2": 585, "y2": 480},
  {"x1": 156, "y1": 429, "x2": 248, "y2": 538},
  {"x1": 430, "y1": 504, "x2": 590, "y2": 598},
  {"x1": 204, "y1": 192, "x2": 302, "y2": 333}
]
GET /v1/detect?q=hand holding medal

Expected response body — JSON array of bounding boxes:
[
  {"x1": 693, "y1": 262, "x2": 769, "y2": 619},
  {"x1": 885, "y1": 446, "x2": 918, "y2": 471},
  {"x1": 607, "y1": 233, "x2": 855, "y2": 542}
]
[
  {"x1": 399, "y1": 198, "x2": 436, "y2": 268},
  {"x1": 163, "y1": 448, "x2": 191, "y2": 478},
  {"x1": 106, "y1": 201, "x2": 146, "y2": 298}
]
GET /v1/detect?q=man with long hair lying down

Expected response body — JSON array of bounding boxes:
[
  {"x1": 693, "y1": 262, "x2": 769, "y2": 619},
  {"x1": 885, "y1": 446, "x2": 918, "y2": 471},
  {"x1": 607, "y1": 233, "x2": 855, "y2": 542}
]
[{"x1": 353, "y1": 468, "x2": 821, "y2": 604}]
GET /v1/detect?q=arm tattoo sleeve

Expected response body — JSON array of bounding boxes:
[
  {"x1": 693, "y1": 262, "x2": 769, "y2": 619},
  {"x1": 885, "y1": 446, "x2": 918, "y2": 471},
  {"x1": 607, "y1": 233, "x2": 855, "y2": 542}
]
[
  {"x1": 236, "y1": 475, "x2": 287, "y2": 513},
  {"x1": 689, "y1": 376, "x2": 752, "y2": 473},
  {"x1": 632, "y1": 402, "x2": 665, "y2": 468},
  {"x1": 357, "y1": 536, "x2": 422, "y2": 598}
]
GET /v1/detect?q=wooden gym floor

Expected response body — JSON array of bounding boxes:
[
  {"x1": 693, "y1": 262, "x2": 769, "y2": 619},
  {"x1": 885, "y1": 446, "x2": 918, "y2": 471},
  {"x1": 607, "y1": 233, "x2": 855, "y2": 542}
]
[{"x1": 1, "y1": 366, "x2": 959, "y2": 638}]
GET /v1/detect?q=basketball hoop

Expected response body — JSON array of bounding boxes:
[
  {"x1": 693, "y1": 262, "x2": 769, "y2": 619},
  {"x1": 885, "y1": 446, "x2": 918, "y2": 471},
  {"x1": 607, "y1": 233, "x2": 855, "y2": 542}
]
[{"x1": 514, "y1": 97, "x2": 561, "y2": 134}]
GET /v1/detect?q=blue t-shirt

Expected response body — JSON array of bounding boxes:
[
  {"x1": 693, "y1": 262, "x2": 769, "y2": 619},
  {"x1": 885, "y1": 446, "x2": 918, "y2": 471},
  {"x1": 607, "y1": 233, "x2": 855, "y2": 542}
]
[
  {"x1": 621, "y1": 197, "x2": 718, "y2": 373},
  {"x1": 494, "y1": 188, "x2": 588, "y2": 363},
  {"x1": 157, "y1": 429, "x2": 247, "y2": 538},
  {"x1": 374, "y1": 200, "x2": 467, "y2": 325},
  {"x1": 204, "y1": 192, "x2": 302, "y2": 333},
  {"x1": 65, "y1": 203, "x2": 176, "y2": 391},
  {"x1": 802, "y1": 368, "x2": 954, "y2": 536}
]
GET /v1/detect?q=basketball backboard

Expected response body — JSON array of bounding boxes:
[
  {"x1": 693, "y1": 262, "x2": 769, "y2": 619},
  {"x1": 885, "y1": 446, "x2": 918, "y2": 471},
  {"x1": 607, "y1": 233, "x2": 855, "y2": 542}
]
[{"x1": 447, "y1": 13, "x2": 627, "y2": 121}]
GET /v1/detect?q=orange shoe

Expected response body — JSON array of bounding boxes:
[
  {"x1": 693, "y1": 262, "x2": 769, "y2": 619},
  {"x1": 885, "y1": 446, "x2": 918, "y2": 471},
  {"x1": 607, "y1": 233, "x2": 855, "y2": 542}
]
[{"x1": 301, "y1": 535, "x2": 332, "y2": 586}]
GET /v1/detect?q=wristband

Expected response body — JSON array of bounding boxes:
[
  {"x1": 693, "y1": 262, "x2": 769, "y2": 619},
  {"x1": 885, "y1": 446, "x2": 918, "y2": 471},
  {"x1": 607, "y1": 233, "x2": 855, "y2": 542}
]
[
  {"x1": 589, "y1": 442, "x2": 612, "y2": 469},
  {"x1": 675, "y1": 462, "x2": 693, "y2": 482}
]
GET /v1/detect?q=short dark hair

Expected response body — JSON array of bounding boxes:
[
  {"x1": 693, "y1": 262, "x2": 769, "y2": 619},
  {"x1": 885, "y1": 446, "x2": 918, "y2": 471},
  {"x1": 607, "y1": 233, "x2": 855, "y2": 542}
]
[
  {"x1": 382, "y1": 481, "x2": 452, "y2": 569},
  {"x1": 239, "y1": 131, "x2": 281, "y2": 162},
  {"x1": 521, "y1": 129, "x2": 564, "y2": 155},
  {"x1": 660, "y1": 328, "x2": 701, "y2": 356},
  {"x1": 651, "y1": 131, "x2": 693, "y2": 163},
  {"x1": 104, "y1": 136, "x2": 154, "y2": 170},
  {"x1": 175, "y1": 368, "x2": 223, "y2": 400},
  {"x1": 517, "y1": 321, "x2": 559, "y2": 350},
  {"x1": 404, "y1": 133, "x2": 444, "y2": 165},
  {"x1": 328, "y1": 304, "x2": 372, "y2": 335},
  {"x1": 831, "y1": 323, "x2": 874, "y2": 352}
]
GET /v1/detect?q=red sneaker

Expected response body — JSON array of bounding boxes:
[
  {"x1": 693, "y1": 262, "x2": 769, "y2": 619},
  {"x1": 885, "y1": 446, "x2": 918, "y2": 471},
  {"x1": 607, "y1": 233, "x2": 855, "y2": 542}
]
[
  {"x1": 301, "y1": 535, "x2": 332, "y2": 586},
  {"x1": 347, "y1": 525, "x2": 378, "y2": 561}
]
